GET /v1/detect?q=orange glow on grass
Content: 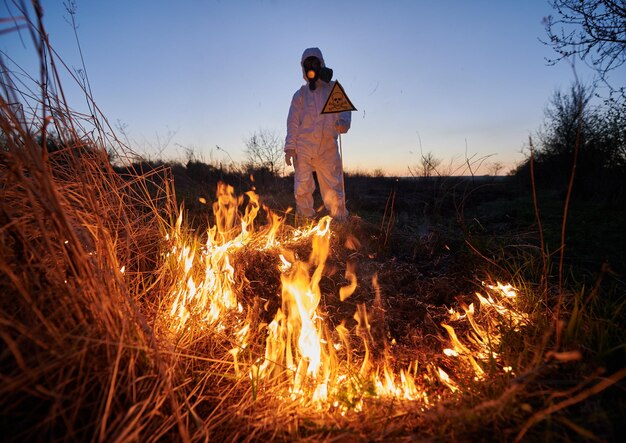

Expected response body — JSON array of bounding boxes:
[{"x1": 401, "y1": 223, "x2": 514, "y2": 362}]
[{"x1": 160, "y1": 181, "x2": 530, "y2": 408}]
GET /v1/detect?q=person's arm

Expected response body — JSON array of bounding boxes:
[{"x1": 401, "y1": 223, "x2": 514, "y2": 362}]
[
  {"x1": 285, "y1": 91, "x2": 302, "y2": 165},
  {"x1": 335, "y1": 109, "x2": 351, "y2": 134}
]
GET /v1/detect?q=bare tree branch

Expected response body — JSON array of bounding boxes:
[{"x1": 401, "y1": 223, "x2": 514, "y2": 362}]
[
  {"x1": 543, "y1": 0, "x2": 626, "y2": 92},
  {"x1": 244, "y1": 129, "x2": 284, "y2": 175}
]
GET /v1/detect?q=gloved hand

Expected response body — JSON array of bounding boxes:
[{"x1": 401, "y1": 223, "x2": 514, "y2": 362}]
[
  {"x1": 285, "y1": 149, "x2": 296, "y2": 166},
  {"x1": 335, "y1": 119, "x2": 349, "y2": 133}
]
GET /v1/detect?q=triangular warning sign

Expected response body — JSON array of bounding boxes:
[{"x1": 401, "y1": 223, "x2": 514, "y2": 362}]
[{"x1": 321, "y1": 80, "x2": 357, "y2": 114}]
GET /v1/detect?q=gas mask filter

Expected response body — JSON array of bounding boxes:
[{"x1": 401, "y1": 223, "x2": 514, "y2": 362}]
[{"x1": 303, "y1": 56, "x2": 333, "y2": 90}]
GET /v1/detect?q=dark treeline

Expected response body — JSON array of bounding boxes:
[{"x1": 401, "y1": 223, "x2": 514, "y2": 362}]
[{"x1": 513, "y1": 84, "x2": 626, "y2": 207}]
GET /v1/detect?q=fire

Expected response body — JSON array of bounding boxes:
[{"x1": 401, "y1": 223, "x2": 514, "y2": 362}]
[
  {"x1": 256, "y1": 217, "x2": 333, "y2": 398},
  {"x1": 160, "y1": 182, "x2": 529, "y2": 409},
  {"x1": 436, "y1": 282, "x2": 527, "y2": 389}
]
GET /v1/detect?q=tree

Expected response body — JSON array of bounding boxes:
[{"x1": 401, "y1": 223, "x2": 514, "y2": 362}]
[
  {"x1": 543, "y1": 0, "x2": 626, "y2": 94},
  {"x1": 244, "y1": 129, "x2": 284, "y2": 176},
  {"x1": 540, "y1": 83, "x2": 592, "y2": 159},
  {"x1": 515, "y1": 82, "x2": 626, "y2": 202},
  {"x1": 408, "y1": 151, "x2": 442, "y2": 177},
  {"x1": 488, "y1": 161, "x2": 504, "y2": 176}
]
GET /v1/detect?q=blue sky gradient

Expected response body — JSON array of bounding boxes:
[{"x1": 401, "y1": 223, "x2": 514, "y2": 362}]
[{"x1": 3, "y1": 0, "x2": 600, "y2": 175}]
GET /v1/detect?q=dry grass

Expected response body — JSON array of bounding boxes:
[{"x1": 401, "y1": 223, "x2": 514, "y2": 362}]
[{"x1": 1, "y1": 3, "x2": 624, "y2": 442}]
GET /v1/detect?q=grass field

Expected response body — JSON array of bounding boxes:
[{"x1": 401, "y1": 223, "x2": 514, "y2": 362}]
[
  {"x1": 4, "y1": 144, "x2": 624, "y2": 440},
  {"x1": 1, "y1": 4, "x2": 625, "y2": 441}
]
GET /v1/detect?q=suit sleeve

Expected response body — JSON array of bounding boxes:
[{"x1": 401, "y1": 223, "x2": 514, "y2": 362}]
[
  {"x1": 285, "y1": 90, "x2": 303, "y2": 152},
  {"x1": 337, "y1": 109, "x2": 352, "y2": 133}
]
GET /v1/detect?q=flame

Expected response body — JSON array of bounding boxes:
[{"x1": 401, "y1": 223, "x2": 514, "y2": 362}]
[
  {"x1": 257, "y1": 217, "x2": 331, "y2": 397},
  {"x1": 164, "y1": 184, "x2": 251, "y2": 332},
  {"x1": 160, "y1": 182, "x2": 530, "y2": 410},
  {"x1": 437, "y1": 367, "x2": 458, "y2": 393},
  {"x1": 438, "y1": 281, "x2": 528, "y2": 383},
  {"x1": 339, "y1": 262, "x2": 357, "y2": 301},
  {"x1": 213, "y1": 182, "x2": 241, "y2": 242}
]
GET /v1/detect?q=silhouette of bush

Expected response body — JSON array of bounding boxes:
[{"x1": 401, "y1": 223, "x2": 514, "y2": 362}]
[{"x1": 514, "y1": 84, "x2": 626, "y2": 206}]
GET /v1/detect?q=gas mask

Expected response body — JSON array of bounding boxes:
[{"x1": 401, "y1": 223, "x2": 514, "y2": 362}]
[{"x1": 303, "y1": 56, "x2": 333, "y2": 90}]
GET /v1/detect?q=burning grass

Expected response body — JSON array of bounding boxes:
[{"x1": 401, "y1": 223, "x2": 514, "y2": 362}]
[
  {"x1": 1, "y1": 4, "x2": 625, "y2": 441},
  {"x1": 1, "y1": 142, "x2": 616, "y2": 440}
]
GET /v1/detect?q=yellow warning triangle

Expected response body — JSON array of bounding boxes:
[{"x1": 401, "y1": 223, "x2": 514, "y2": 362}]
[{"x1": 321, "y1": 80, "x2": 357, "y2": 114}]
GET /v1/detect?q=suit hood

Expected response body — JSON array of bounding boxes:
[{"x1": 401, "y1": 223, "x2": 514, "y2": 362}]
[{"x1": 301, "y1": 47, "x2": 325, "y2": 81}]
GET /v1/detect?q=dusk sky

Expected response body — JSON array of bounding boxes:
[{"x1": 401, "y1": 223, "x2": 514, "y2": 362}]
[{"x1": 3, "y1": 0, "x2": 600, "y2": 175}]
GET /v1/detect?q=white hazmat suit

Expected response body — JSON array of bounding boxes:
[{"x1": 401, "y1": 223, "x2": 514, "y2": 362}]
[{"x1": 285, "y1": 47, "x2": 352, "y2": 219}]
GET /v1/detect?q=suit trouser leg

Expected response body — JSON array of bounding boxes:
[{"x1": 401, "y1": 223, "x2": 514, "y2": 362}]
[
  {"x1": 315, "y1": 150, "x2": 346, "y2": 219},
  {"x1": 294, "y1": 155, "x2": 316, "y2": 218}
]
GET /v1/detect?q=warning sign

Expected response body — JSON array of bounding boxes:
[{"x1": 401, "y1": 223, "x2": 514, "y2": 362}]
[{"x1": 321, "y1": 81, "x2": 357, "y2": 114}]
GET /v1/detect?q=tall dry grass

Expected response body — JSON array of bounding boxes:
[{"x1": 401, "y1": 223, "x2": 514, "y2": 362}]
[
  {"x1": 0, "y1": 131, "x2": 185, "y2": 440},
  {"x1": 0, "y1": 6, "x2": 342, "y2": 441},
  {"x1": 0, "y1": 3, "x2": 189, "y2": 440},
  {"x1": 2, "y1": 2, "x2": 624, "y2": 442}
]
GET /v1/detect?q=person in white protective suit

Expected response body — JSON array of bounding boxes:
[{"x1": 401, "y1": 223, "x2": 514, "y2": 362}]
[{"x1": 284, "y1": 47, "x2": 352, "y2": 220}]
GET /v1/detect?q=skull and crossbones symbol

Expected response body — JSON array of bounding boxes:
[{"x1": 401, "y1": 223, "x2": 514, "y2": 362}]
[{"x1": 328, "y1": 91, "x2": 345, "y2": 111}]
